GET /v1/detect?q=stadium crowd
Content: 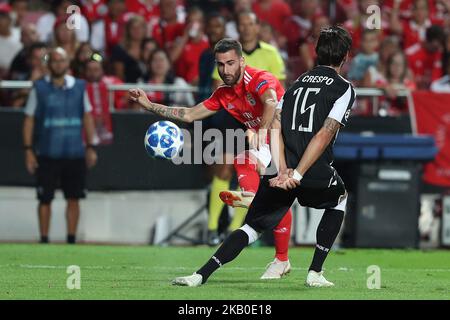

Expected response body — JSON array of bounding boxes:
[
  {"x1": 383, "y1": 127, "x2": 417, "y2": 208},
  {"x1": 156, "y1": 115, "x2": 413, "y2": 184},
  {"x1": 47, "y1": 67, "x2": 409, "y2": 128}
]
[{"x1": 1, "y1": 0, "x2": 450, "y2": 123}]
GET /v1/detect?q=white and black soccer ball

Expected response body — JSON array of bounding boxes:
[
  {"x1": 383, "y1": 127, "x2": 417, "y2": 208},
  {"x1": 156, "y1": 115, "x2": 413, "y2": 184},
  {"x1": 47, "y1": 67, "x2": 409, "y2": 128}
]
[{"x1": 144, "y1": 121, "x2": 184, "y2": 159}]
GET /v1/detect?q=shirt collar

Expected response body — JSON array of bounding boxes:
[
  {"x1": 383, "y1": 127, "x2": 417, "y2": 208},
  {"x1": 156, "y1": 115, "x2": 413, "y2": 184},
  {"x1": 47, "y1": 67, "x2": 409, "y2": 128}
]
[
  {"x1": 242, "y1": 42, "x2": 261, "y2": 56},
  {"x1": 45, "y1": 74, "x2": 76, "y2": 89}
]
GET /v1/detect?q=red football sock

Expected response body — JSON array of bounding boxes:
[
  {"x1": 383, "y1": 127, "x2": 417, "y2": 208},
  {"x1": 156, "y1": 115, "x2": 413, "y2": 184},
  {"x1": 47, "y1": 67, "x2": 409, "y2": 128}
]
[
  {"x1": 233, "y1": 152, "x2": 259, "y2": 194},
  {"x1": 273, "y1": 209, "x2": 292, "y2": 262}
]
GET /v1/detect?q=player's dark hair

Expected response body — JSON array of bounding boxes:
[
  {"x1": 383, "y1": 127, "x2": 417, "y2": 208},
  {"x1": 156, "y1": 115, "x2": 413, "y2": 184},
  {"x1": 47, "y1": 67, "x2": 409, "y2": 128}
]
[
  {"x1": 316, "y1": 26, "x2": 352, "y2": 67},
  {"x1": 214, "y1": 38, "x2": 243, "y2": 57}
]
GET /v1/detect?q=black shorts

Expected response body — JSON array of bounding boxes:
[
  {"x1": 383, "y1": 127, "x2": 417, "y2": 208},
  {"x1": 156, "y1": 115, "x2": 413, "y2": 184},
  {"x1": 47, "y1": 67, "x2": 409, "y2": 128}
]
[
  {"x1": 36, "y1": 157, "x2": 86, "y2": 204},
  {"x1": 202, "y1": 108, "x2": 247, "y2": 157},
  {"x1": 244, "y1": 172, "x2": 347, "y2": 233}
]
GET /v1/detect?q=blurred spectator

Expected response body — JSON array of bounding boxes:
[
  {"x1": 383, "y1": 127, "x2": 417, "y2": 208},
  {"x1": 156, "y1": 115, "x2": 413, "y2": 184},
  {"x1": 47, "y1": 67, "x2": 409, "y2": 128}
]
[
  {"x1": 143, "y1": 48, "x2": 194, "y2": 107},
  {"x1": 171, "y1": 7, "x2": 209, "y2": 84},
  {"x1": 80, "y1": 0, "x2": 108, "y2": 24},
  {"x1": 90, "y1": 0, "x2": 127, "y2": 55},
  {"x1": 377, "y1": 51, "x2": 417, "y2": 116},
  {"x1": 252, "y1": 0, "x2": 291, "y2": 35},
  {"x1": 151, "y1": 0, "x2": 185, "y2": 51},
  {"x1": 111, "y1": 14, "x2": 146, "y2": 83},
  {"x1": 406, "y1": 24, "x2": 445, "y2": 89},
  {"x1": 348, "y1": 29, "x2": 380, "y2": 84},
  {"x1": 259, "y1": 22, "x2": 280, "y2": 49},
  {"x1": 9, "y1": 23, "x2": 39, "y2": 80},
  {"x1": 390, "y1": 0, "x2": 434, "y2": 50},
  {"x1": 225, "y1": 0, "x2": 252, "y2": 40},
  {"x1": 10, "y1": 42, "x2": 48, "y2": 108},
  {"x1": 71, "y1": 42, "x2": 94, "y2": 78},
  {"x1": 298, "y1": 15, "x2": 330, "y2": 74},
  {"x1": 431, "y1": 53, "x2": 450, "y2": 92},
  {"x1": 125, "y1": 0, "x2": 160, "y2": 23},
  {"x1": 213, "y1": 10, "x2": 286, "y2": 86},
  {"x1": 384, "y1": 0, "x2": 450, "y2": 25},
  {"x1": 0, "y1": 3, "x2": 22, "y2": 79},
  {"x1": 85, "y1": 53, "x2": 125, "y2": 144},
  {"x1": 198, "y1": 12, "x2": 226, "y2": 102},
  {"x1": 10, "y1": 0, "x2": 29, "y2": 32},
  {"x1": 53, "y1": 17, "x2": 80, "y2": 61},
  {"x1": 23, "y1": 47, "x2": 97, "y2": 244},
  {"x1": 282, "y1": 0, "x2": 321, "y2": 58},
  {"x1": 139, "y1": 37, "x2": 159, "y2": 76},
  {"x1": 37, "y1": 0, "x2": 90, "y2": 43},
  {"x1": 344, "y1": 0, "x2": 386, "y2": 53},
  {"x1": 362, "y1": 36, "x2": 402, "y2": 87}
]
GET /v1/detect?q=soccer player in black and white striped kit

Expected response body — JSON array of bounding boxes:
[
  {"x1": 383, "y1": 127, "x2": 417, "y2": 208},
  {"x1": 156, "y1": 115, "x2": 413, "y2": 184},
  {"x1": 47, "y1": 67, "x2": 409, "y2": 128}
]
[{"x1": 173, "y1": 26, "x2": 356, "y2": 287}]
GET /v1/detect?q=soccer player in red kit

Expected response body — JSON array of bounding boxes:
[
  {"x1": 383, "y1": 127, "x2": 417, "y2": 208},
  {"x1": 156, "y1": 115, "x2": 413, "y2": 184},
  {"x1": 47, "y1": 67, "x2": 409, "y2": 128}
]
[{"x1": 130, "y1": 38, "x2": 293, "y2": 279}]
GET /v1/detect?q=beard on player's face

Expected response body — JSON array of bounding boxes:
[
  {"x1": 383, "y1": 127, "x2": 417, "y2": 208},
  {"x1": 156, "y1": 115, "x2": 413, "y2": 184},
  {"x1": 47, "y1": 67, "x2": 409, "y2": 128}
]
[{"x1": 220, "y1": 66, "x2": 242, "y2": 86}]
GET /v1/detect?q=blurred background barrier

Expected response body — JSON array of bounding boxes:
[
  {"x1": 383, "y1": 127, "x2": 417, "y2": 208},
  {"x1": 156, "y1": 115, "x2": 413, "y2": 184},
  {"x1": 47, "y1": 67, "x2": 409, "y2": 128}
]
[{"x1": 1, "y1": 83, "x2": 449, "y2": 248}]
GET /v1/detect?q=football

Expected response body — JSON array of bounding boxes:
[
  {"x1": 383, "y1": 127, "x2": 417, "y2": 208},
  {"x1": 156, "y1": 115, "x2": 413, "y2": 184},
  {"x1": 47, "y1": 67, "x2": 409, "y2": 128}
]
[{"x1": 144, "y1": 121, "x2": 184, "y2": 159}]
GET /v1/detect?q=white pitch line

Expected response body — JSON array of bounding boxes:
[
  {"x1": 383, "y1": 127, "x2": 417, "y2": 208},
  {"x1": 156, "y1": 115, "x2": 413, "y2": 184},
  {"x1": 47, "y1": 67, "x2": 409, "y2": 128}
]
[{"x1": 0, "y1": 264, "x2": 449, "y2": 272}]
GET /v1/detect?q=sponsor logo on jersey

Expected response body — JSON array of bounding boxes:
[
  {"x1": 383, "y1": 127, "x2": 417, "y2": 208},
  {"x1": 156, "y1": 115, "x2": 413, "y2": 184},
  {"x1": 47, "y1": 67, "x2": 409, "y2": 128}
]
[
  {"x1": 226, "y1": 103, "x2": 235, "y2": 110},
  {"x1": 246, "y1": 93, "x2": 256, "y2": 106},
  {"x1": 255, "y1": 80, "x2": 268, "y2": 92}
]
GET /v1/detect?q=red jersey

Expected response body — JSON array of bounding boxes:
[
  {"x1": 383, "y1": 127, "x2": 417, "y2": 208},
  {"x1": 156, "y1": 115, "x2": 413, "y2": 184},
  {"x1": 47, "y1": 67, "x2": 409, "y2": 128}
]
[
  {"x1": 175, "y1": 37, "x2": 209, "y2": 84},
  {"x1": 125, "y1": 0, "x2": 160, "y2": 22},
  {"x1": 203, "y1": 66, "x2": 285, "y2": 130},
  {"x1": 252, "y1": 0, "x2": 292, "y2": 34},
  {"x1": 401, "y1": 19, "x2": 432, "y2": 50},
  {"x1": 152, "y1": 21, "x2": 185, "y2": 49},
  {"x1": 406, "y1": 43, "x2": 443, "y2": 89}
]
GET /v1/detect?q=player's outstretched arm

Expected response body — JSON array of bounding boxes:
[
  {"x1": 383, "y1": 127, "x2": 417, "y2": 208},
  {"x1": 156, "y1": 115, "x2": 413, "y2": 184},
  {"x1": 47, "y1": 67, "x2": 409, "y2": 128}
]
[
  {"x1": 129, "y1": 88, "x2": 216, "y2": 123},
  {"x1": 273, "y1": 117, "x2": 342, "y2": 190}
]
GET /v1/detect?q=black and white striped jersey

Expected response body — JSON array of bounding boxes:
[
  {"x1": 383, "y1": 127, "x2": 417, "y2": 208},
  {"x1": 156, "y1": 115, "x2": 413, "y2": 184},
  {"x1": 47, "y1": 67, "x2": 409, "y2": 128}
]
[{"x1": 277, "y1": 65, "x2": 356, "y2": 188}]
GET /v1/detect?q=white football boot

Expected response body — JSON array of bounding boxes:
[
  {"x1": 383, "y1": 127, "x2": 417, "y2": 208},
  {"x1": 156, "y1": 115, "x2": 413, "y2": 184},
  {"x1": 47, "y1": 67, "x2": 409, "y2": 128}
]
[
  {"x1": 172, "y1": 273, "x2": 203, "y2": 287},
  {"x1": 305, "y1": 270, "x2": 334, "y2": 287},
  {"x1": 219, "y1": 190, "x2": 254, "y2": 208},
  {"x1": 260, "y1": 258, "x2": 291, "y2": 279}
]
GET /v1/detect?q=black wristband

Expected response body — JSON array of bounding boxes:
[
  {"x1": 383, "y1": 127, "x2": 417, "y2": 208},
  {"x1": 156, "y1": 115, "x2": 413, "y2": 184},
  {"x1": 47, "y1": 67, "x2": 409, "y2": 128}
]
[
  {"x1": 86, "y1": 144, "x2": 95, "y2": 150},
  {"x1": 24, "y1": 145, "x2": 33, "y2": 150}
]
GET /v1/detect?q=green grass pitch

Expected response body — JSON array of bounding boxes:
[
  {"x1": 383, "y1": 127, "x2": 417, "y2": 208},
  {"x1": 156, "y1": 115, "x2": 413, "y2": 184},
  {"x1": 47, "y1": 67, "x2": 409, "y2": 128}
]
[{"x1": 0, "y1": 244, "x2": 449, "y2": 300}]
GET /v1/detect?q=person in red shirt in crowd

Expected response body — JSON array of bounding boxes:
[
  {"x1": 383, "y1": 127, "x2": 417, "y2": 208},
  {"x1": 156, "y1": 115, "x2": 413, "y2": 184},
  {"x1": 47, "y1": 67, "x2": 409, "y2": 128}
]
[
  {"x1": 252, "y1": 0, "x2": 292, "y2": 35},
  {"x1": 389, "y1": 0, "x2": 442, "y2": 50},
  {"x1": 384, "y1": 0, "x2": 450, "y2": 25},
  {"x1": 151, "y1": 0, "x2": 185, "y2": 51},
  {"x1": 406, "y1": 25, "x2": 445, "y2": 89},
  {"x1": 282, "y1": 0, "x2": 321, "y2": 58},
  {"x1": 85, "y1": 53, "x2": 126, "y2": 145},
  {"x1": 343, "y1": 0, "x2": 388, "y2": 53},
  {"x1": 80, "y1": 0, "x2": 108, "y2": 24},
  {"x1": 126, "y1": 0, "x2": 160, "y2": 23},
  {"x1": 170, "y1": 7, "x2": 209, "y2": 84},
  {"x1": 130, "y1": 38, "x2": 294, "y2": 280},
  {"x1": 90, "y1": 0, "x2": 128, "y2": 55}
]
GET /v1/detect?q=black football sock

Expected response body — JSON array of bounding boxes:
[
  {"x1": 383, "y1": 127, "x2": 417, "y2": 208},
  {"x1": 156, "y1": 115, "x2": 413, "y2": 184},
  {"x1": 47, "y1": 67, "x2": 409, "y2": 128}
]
[
  {"x1": 309, "y1": 209, "x2": 344, "y2": 273},
  {"x1": 197, "y1": 229, "x2": 249, "y2": 284},
  {"x1": 40, "y1": 236, "x2": 49, "y2": 244},
  {"x1": 67, "y1": 235, "x2": 76, "y2": 244}
]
